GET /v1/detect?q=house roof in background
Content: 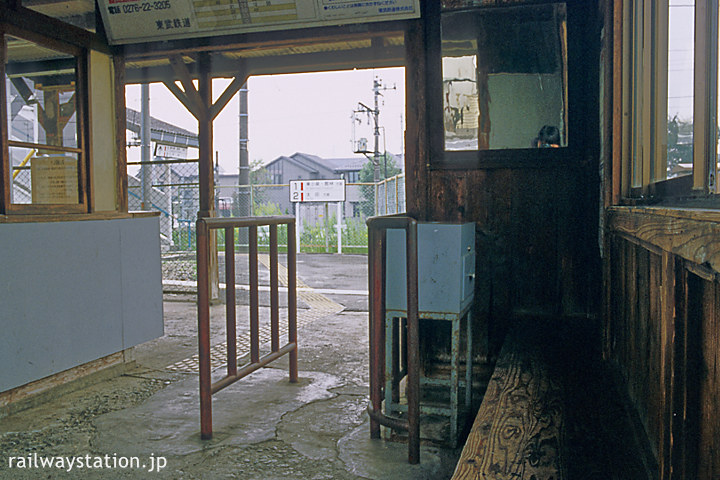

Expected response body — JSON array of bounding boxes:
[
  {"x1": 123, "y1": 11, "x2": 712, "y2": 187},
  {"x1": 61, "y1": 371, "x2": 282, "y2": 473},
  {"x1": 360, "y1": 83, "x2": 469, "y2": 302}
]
[
  {"x1": 126, "y1": 108, "x2": 199, "y2": 147},
  {"x1": 324, "y1": 156, "x2": 368, "y2": 172},
  {"x1": 266, "y1": 152, "x2": 370, "y2": 174},
  {"x1": 265, "y1": 154, "x2": 319, "y2": 174}
]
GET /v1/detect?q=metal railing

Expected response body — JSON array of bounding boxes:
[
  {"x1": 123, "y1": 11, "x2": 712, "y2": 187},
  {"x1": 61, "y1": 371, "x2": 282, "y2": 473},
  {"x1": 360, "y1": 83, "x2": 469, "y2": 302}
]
[
  {"x1": 366, "y1": 214, "x2": 420, "y2": 464},
  {"x1": 196, "y1": 215, "x2": 298, "y2": 439}
]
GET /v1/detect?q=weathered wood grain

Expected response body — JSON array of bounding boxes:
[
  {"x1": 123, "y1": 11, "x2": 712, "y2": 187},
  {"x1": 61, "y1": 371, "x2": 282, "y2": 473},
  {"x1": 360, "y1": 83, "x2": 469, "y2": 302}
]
[
  {"x1": 609, "y1": 207, "x2": 720, "y2": 275},
  {"x1": 452, "y1": 323, "x2": 565, "y2": 480},
  {"x1": 607, "y1": 234, "x2": 720, "y2": 480}
]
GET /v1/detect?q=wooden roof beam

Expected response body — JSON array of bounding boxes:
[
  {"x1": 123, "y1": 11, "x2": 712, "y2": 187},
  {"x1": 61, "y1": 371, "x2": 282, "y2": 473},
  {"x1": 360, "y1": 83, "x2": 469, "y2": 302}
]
[
  {"x1": 161, "y1": 79, "x2": 199, "y2": 119},
  {"x1": 125, "y1": 44, "x2": 405, "y2": 83},
  {"x1": 168, "y1": 55, "x2": 204, "y2": 118},
  {"x1": 210, "y1": 69, "x2": 247, "y2": 121},
  {"x1": 121, "y1": 21, "x2": 408, "y2": 59}
]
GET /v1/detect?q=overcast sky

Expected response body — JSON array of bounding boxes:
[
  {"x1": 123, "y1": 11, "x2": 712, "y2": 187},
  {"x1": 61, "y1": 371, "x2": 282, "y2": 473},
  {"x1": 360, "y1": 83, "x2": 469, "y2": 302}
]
[{"x1": 125, "y1": 67, "x2": 405, "y2": 174}]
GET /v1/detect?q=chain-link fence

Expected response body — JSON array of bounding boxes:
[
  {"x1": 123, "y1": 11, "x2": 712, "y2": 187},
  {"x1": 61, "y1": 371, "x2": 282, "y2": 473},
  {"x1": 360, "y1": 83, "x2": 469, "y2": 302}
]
[
  {"x1": 375, "y1": 174, "x2": 405, "y2": 216},
  {"x1": 128, "y1": 162, "x2": 405, "y2": 255}
]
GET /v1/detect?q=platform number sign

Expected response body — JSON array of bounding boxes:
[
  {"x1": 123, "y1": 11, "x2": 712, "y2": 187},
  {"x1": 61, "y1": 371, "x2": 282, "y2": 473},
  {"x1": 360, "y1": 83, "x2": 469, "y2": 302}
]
[{"x1": 290, "y1": 179, "x2": 346, "y2": 203}]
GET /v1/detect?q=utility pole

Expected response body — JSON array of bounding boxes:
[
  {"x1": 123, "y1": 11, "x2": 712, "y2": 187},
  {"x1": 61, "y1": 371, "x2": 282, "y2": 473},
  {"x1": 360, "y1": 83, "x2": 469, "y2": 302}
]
[
  {"x1": 238, "y1": 82, "x2": 250, "y2": 215},
  {"x1": 354, "y1": 77, "x2": 396, "y2": 182},
  {"x1": 141, "y1": 83, "x2": 152, "y2": 210},
  {"x1": 238, "y1": 81, "x2": 250, "y2": 247},
  {"x1": 372, "y1": 77, "x2": 381, "y2": 182}
]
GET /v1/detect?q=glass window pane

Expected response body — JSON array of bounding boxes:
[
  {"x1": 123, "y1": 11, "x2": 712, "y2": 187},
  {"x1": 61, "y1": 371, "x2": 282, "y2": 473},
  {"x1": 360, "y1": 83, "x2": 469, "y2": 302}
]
[
  {"x1": 10, "y1": 147, "x2": 80, "y2": 205},
  {"x1": 631, "y1": 1, "x2": 644, "y2": 188},
  {"x1": 5, "y1": 35, "x2": 81, "y2": 206},
  {"x1": 441, "y1": 3, "x2": 568, "y2": 151},
  {"x1": 5, "y1": 35, "x2": 78, "y2": 149},
  {"x1": 9, "y1": 145, "x2": 34, "y2": 204},
  {"x1": 667, "y1": 0, "x2": 694, "y2": 179},
  {"x1": 443, "y1": 54, "x2": 479, "y2": 150}
]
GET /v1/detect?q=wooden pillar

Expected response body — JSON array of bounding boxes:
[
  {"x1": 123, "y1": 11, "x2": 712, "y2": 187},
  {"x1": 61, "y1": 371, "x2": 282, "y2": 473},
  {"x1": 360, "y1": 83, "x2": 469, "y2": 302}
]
[
  {"x1": 196, "y1": 53, "x2": 219, "y2": 300},
  {"x1": 164, "y1": 54, "x2": 247, "y2": 302},
  {"x1": 0, "y1": 35, "x2": 10, "y2": 213},
  {"x1": 198, "y1": 53, "x2": 214, "y2": 218},
  {"x1": 113, "y1": 54, "x2": 128, "y2": 213},
  {"x1": 404, "y1": 1, "x2": 436, "y2": 221}
]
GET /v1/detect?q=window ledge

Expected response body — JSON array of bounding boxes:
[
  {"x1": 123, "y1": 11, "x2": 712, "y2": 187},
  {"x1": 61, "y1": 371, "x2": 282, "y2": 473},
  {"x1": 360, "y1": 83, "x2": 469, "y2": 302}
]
[
  {"x1": 0, "y1": 211, "x2": 160, "y2": 224},
  {"x1": 608, "y1": 205, "x2": 720, "y2": 223},
  {"x1": 607, "y1": 205, "x2": 720, "y2": 276}
]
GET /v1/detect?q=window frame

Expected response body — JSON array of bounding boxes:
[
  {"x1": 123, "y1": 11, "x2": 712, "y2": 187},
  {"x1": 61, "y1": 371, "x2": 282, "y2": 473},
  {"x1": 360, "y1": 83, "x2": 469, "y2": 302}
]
[
  {"x1": 430, "y1": 0, "x2": 588, "y2": 170},
  {"x1": 620, "y1": 0, "x2": 720, "y2": 203},
  {"x1": 0, "y1": 21, "x2": 90, "y2": 215}
]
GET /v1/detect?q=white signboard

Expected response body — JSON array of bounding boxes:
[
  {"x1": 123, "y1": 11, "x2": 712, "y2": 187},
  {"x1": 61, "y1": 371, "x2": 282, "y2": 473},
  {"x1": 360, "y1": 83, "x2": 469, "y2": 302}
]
[
  {"x1": 154, "y1": 143, "x2": 188, "y2": 159},
  {"x1": 99, "y1": 0, "x2": 420, "y2": 45},
  {"x1": 290, "y1": 179, "x2": 345, "y2": 203}
]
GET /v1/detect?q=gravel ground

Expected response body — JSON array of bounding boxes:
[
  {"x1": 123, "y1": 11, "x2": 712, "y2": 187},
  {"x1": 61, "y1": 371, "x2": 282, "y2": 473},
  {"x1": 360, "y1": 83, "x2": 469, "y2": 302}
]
[
  {"x1": 0, "y1": 372, "x2": 175, "y2": 479},
  {"x1": 162, "y1": 254, "x2": 197, "y2": 282}
]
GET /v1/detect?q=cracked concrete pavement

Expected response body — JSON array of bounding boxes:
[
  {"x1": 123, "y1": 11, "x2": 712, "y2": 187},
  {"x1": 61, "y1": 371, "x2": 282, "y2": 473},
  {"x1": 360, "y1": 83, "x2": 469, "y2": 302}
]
[{"x1": 0, "y1": 254, "x2": 460, "y2": 479}]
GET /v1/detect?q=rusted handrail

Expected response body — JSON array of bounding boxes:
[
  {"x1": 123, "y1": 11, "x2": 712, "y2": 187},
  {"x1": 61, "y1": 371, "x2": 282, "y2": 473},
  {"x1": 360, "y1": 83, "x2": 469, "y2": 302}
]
[
  {"x1": 366, "y1": 214, "x2": 420, "y2": 464},
  {"x1": 197, "y1": 215, "x2": 298, "y2": 439}
]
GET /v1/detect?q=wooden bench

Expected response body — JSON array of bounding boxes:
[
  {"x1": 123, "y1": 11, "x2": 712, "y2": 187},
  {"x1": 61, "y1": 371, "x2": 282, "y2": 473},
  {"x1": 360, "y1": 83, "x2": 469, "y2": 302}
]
[{"x1": 451, "y1": 319, "x2": 566, "y2": 480}]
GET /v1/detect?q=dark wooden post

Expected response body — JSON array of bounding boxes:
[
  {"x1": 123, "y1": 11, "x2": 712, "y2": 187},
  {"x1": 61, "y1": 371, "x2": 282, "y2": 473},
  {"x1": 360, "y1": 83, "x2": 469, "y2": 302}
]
[
  {"x1": 197, "y1": 52, "x2": 214, "y2": 218},
  {"x1": 196, "y1": 53, "x2": 220, "y2": 300},
  {"x1": 404, "y1": 1, "x2": 437, "y2": 221},
  {"x1": 113, "y1": 54, "x2": 128, "y2": 213},
  {"x1": 164, "y1": 55, "x2": 248, "y2": 302}
]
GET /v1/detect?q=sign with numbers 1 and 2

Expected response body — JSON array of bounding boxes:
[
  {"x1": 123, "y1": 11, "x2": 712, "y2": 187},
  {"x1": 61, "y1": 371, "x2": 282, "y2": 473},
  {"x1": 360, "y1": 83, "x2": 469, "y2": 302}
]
[{"x1": 289, "y1": 179, "x2": 345, "y2": 203}]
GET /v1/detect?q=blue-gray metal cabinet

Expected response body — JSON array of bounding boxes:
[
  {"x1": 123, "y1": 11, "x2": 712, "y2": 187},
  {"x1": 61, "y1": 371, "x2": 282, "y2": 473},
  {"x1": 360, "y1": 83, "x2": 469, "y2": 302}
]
[
  {"x1": 385, "y1": 222, "x2": 475, "y2": 315},
  {"x1": 383, "y1": 222, "x2": 475, "y2": 446}
]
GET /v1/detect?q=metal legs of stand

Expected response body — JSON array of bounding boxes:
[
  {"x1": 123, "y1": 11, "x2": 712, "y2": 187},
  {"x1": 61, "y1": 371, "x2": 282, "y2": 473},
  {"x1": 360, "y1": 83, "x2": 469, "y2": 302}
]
[{"x1": 384, "y1": 309, "x2": 473, "y2": 447}]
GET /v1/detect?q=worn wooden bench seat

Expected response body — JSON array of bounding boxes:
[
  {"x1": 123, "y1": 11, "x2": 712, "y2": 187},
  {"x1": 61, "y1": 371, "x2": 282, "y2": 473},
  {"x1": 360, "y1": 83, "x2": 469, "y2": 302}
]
[{"x1": 451, "y1": 319, "x2": 566, "y2": 480}]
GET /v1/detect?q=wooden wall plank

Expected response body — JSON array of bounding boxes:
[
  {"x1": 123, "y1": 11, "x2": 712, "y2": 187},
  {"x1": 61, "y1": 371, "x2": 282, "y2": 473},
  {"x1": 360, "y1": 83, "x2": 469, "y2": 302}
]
[
  {"x1": 671, "y1": 262, "x2": 689, "y2": 480},
  {"x1": 658, "y1": 251, "x2": 675, "y2": 480},
  {"x1": 698, "y1": 279, "x2": 719, "y2": 479},
  {"x1": 424, "y1": 163, "x2": 599, "y2": 357},
  {"x1": 609, "y1": 234, "x2": 720, "y2": 480}
]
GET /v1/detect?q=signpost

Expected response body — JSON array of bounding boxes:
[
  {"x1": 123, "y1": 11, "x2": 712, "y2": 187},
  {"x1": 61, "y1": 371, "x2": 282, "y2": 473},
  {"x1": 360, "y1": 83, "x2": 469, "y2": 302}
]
[
  {"x1": 290, "y1": 179, "x2": 345, "y2": 203},
  {"x1": 289, "y1": 179, "x2": 346, "y2": 254}
]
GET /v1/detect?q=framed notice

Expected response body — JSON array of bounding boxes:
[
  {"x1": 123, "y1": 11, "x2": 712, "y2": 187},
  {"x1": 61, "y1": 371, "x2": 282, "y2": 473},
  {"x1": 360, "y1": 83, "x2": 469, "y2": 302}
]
[
  {"x1": 98, "y1": 0, "x2": 420, "y2": 45},
  {"x1": 30, "y1": 157, "x2": 79, "y2": 205}
]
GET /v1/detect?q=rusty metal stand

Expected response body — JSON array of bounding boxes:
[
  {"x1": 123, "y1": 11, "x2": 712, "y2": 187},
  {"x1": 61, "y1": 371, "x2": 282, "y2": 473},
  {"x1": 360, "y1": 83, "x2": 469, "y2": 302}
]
[
  {"x1": 384, "y1": 306, "x2": 473, "y2": 447},
  {"x1": 367, "y1": 215, "x2": 420, "y2": 464},
  {"x1": 197, "y1": 215, "x2": 297, "y2": 440}
]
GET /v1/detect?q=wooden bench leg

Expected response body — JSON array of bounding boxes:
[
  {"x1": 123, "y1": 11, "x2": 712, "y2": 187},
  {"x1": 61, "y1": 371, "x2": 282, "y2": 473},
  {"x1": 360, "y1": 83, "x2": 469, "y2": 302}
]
[
  {"x1": 465, "y1": 310, "x2": 473, "y2": 409},
  {"x1": 451, "y1": 317, "x2": 460, "y2": 446},
  {"x1": 384, "y1": 315, "x2": 395, "y2": 418}
]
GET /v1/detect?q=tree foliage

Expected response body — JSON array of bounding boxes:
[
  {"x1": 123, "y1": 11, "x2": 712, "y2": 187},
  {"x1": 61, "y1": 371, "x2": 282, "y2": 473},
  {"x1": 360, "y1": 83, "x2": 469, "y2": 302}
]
[
  {"x1": 358, "y1": 154, "x2": 401, "y2": 183},
  {"x1": 667, "y1": 115, "x2": 693, "y2": 177}
]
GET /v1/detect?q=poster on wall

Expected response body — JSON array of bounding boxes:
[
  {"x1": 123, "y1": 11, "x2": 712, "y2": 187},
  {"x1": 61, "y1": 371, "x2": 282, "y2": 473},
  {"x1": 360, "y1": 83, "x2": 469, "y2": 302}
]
[{"x1": 98, "y1": 0, "x2": 420, "y2": 45}]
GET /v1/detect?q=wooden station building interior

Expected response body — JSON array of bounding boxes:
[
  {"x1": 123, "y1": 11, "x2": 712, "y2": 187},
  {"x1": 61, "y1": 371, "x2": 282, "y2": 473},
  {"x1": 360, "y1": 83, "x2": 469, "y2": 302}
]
[{"x1": 1, "y1": 0, "x2": 720, "y2": 478}]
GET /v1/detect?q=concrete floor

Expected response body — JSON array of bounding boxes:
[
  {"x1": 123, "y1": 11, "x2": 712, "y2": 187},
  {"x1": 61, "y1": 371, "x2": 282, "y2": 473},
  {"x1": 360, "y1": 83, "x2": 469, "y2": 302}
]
[{"x1": 0, "y1": 254, "x2": 461, "y2": 479}]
